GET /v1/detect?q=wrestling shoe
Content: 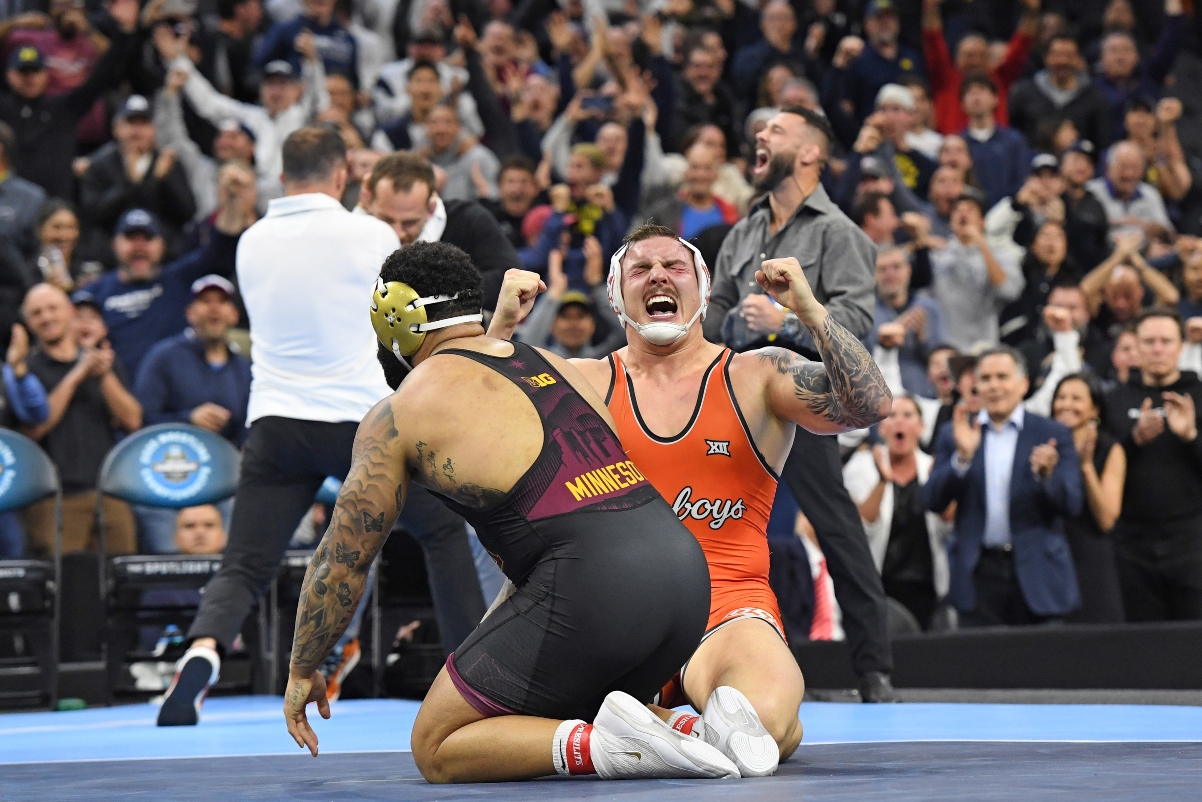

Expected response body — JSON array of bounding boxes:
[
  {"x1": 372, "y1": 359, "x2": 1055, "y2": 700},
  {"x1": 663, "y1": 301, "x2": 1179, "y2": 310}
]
[
  {"x1": 700, "y1": 685, "x2": 779, "y2": 777},
  {"x1": 591, "y1": 691, "x2": 740, "y2": 779},
  {"x1": 156, "y1": 646, "x2": 220, "y2": 726},
  {"x1": 320, "y1": 637, "x2": 361, "y2": 702}
]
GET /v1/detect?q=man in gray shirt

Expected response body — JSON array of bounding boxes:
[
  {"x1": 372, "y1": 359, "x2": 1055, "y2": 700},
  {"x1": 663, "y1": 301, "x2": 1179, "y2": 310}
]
[{"x1": 705, "y1": 105, "x2": 896, "y2": 702}]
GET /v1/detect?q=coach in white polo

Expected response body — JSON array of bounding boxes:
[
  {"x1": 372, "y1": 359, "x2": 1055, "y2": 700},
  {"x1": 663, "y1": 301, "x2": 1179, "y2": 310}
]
[{"x1": 157, "y1": 126, "x2": 485, "y2": 726}]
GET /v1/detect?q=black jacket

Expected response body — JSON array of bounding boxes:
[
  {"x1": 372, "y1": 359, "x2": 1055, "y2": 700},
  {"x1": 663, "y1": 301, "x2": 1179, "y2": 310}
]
[
  {"x1": 0, "y1": 31, "x2": 134, "y2": 200},
  {"x1": 441, "y1": 199, "x2": 522, "y2": 310},
  {"x1": 78, "y1": 143, "x2": 197, "y2": 261},
  {"x1": 1104, "y1": 371, "x2": 1202, "y2": 525},
  {"x1": 1008, "y1": 73, "x2": 1115, "y2": 153}
]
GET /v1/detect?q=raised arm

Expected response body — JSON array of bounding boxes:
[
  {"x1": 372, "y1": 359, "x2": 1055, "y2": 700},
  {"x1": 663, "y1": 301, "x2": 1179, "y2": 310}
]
[
  {"x1": 755, "y1": 257, "x2": 892, "y2": 434},
  {"x1": 285, "y1": 396, "x2": 408, "y2": 756}
]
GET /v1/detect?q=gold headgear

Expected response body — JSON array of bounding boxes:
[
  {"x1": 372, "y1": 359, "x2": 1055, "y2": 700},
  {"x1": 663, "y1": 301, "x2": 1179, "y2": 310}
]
[{"x1": 370, "y1": 278, "x2": 483, "y2": 362}]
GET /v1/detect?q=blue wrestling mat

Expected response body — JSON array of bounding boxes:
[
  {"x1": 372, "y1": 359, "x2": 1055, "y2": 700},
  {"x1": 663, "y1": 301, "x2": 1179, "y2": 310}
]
[{"x1": 2, "y1": 696, "x2": 1201, "y2": 800}]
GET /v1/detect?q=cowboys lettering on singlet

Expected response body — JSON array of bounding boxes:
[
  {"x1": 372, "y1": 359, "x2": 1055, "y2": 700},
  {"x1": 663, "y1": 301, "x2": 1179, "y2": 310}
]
[
  {"x1": 564, "y1": 460, "x2": 646, "y2": 501},
  {"x1": 672, "y1": 486, "x2": 746, "y2": 530}
]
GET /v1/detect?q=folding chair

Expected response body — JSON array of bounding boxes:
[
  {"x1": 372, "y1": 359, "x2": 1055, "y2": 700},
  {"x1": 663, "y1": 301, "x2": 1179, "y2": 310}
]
[
  {"x1": 95, "y1": 424, "x2": 251, "y2": 703},
  {"x1": 0, "y1": 429, "x2": 62, "y2": 709}
]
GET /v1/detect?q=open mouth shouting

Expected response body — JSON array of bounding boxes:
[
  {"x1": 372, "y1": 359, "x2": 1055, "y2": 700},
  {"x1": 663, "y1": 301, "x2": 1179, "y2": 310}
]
[
  {"x1": 644, "y1": 293, "x2": 679, "y2": 320},
  {"x1": 753, "y1": 147, "x2": 770, "y2": 178}
]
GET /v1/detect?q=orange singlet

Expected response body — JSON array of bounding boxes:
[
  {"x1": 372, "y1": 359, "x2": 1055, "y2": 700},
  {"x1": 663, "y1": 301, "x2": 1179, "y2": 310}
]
[{"x1": 607, "y1": 348, "x2": 784, "y2": 637}]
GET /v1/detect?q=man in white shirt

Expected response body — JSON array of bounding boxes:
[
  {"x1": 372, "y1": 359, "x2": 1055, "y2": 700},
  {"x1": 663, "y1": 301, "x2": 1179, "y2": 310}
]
[{"x1": 157, "y1": 127, "x2": 485, "y2": 726}]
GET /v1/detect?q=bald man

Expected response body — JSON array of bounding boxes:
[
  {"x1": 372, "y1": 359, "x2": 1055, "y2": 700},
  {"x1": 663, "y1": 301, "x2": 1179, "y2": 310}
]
[
  {"x1": 21, "y1": 284, "x2": 141, "y2": 556},
  {"x1": 1086, "y1": 141, "x2": 1173, "y2": 240}
]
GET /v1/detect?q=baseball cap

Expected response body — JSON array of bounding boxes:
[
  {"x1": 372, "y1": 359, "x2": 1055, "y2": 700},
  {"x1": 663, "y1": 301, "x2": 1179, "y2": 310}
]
[
  {"x1": 115, "y1": 94, "x2": 152, "y2": 122},
  {"x1": 115, "y1": 208, "x2": 161, "y2": 238},
  {"x1": 1064, "y1": 139, "x2": 1097, "y2": 163},
  {"x1": 557, "y1": 291, "x2": 595, "y2": 315},
  {"x1": 1030, "y1": 153, "x2": 1059, "y2": 175},
  {"x1": 263, "y1": 60, "x2": 295, "y2": 80},
  {"x1": 864, "y1": 0, "x2": 897, "y2": 17},
  {"x1": 875, "y1": 83, "x2": 915, "y2": 111},
  {"x1": 859, "y1": 156, "x2": 891, "y2": 180},
  {"x1": 189, "y1": 274, "x2": 235, "y2": 302},
  {"x1": 9, "y1": 46, "x2": 44, "y2": 72},
  {"x1": 70, "y1": 290, "x2": 101, "y2": 312},
  {"x1": 217, "y1": 118, "x2": 257, "y2": 143}
]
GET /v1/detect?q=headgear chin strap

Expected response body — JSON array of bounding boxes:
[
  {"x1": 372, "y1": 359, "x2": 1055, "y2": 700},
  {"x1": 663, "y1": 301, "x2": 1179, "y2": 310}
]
[
  {"x1": 605, "y1": 237, "x2": 711, "y2": 346},
  {"x1": 370, "y1": 278, "x2": 483, "y2": 369}
]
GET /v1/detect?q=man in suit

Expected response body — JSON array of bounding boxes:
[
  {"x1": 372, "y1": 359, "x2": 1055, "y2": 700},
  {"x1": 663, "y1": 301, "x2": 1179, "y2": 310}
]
[{"x1": 924, "y1": 346, "x2": 1083, "y2": 626}]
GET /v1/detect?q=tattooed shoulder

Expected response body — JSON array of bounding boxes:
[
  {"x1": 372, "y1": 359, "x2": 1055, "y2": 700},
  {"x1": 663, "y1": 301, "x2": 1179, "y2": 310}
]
[{"x1": 412, "y1": 445, "x2": 507, "y2": 510}]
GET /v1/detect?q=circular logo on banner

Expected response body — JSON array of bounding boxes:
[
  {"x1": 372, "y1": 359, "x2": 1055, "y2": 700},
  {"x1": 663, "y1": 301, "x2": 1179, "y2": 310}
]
[
  {"x1": 138, "y1": 432, "x2": 212, "y2": 502},
  {"x1": 0, "y1": 440, "x2": 16, "y2": 501}
]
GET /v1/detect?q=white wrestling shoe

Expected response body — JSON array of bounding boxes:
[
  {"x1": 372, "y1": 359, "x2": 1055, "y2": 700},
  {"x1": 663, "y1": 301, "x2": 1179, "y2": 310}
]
[
  {"x1": 700, "y1": 685, "x2": 780, "y2": 777},
  {"x1": 591, "y1": 691, "x2": 740, "y2": 780}
]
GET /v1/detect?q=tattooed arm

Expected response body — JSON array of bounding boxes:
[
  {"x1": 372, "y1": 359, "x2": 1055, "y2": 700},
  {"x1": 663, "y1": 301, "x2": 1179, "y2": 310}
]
[
  {"x1": 754, "y1": 257, "x2": 892, "y2": 434},
  {"x1": 284, "y1": 396, "x2": 407, "y2": 756}
]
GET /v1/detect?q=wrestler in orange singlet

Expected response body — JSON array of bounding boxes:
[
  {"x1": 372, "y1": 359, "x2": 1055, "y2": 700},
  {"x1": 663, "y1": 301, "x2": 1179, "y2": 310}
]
[{"x1": 490, "y1": 219, "x2": 891, "y2": 777}]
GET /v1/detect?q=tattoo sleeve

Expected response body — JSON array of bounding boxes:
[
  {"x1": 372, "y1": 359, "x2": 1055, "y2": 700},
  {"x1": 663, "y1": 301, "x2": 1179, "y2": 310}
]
[
  {"x1": 289, "y1": 401, "x2": 403, "y2": 677},
  {"x1": 758, "y1": 314, "x2": 892, "y2": 430}
]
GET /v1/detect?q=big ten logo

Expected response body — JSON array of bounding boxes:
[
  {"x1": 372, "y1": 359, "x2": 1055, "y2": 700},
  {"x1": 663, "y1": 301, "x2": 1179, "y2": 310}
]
[{"x1": 523, "y1": 373, "x2": 557, "y2": 388}]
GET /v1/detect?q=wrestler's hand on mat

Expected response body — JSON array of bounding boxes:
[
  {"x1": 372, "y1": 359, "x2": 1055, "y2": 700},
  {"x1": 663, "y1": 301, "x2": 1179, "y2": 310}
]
[
  {"x1": 488, "y1": 269, "x2": 547, "y2": 340},
  {"x1": 756, "y1": 257, "x2": 824, "y2": 327},
  {"x1": 284, "y1": 670, "x2": 330, "y2": 757}
]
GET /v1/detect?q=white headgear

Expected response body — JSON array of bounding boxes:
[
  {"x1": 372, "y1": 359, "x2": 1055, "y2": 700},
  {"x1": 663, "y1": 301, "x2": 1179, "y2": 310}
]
[{"x1": 605, "y1": 237, "x2": 711, "y2": 346}]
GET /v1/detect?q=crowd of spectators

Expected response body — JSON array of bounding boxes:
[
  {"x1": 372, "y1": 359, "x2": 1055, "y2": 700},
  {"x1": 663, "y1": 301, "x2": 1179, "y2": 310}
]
[{"x1": 3, "y1": 0, "x2": 1202, "y2": 634}]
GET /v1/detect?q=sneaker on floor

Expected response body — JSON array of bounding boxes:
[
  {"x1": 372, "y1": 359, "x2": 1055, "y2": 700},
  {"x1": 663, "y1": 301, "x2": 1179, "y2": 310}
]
[
  {"x1": 700, "y1": 685, "x2": 779, "y2": 777},
  {"x1": 321, "y1": 637, "x2": 361, "y2": 702},
  {"x1": 591, "y1": 690, "x2": 740, "y2": 780},
  {"x1": 156, "y1": 646, "x2": 220, "y2": 727}
]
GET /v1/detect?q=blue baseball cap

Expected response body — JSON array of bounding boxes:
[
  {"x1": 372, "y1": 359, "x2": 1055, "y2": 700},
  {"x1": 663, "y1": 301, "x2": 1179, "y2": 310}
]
[
  {"x1": 115, "y1": 208, "x2": 162, "y2": 238},
  {"x1": 9, "y1": 45, "x2": 45, "y2": 72},
  {"x1": 217, "y1": 118, "x2": 257, "y2": 143},
  {"x1": 70, "y1": 290, "x2": 101, "y2": 311},
  {"x1": 189, "y1": 274, "x2": 235, "y2": 301}
]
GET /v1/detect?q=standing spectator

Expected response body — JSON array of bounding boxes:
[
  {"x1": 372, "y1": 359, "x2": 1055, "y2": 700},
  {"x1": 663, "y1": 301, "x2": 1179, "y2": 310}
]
[
  {"x1": 838, "y1": 0, "x2": 923, "y2": 122},
  {"x1": 205, "y1": 0, "x2": 264, "y2": 104},
  {"x1": 480, "y1": 156, "x2": 543, "y2": 251},
  {"x1": 1051, "y1": 372, "x2": 1127, "y2": 623},
  {"x1": 640, "y1": 143, "x2": 738, "y2": 240},
  {"x1": 1086, "y1": 140, "x2": 1173, "y2": 240},
  {"x1": 158, "y1": 26, "x2": 329, "y2": 197},
  {"x1": 157, "y1": 128, "x2": 486, "y2": 726},
  {"x1": 356, "y1": 152, "x2": 520, "y2": 307},
  {"x1": 515, "y1": 245, "x2": 623, "y2": 358},
  {"x1": 254, "y1": 0, "x2": 358, "y2": 87},
  {"x1": 924, "y1": 347, "x2": 1083, "y2": 626},
  {"x1": 1123, "y1": 97, "x2": 1192, "y2": 207},
  {"x1": 0, "y1": 322, "x2": 48, "y2": 558},
  {"x1": 0, "y1": 0, "x2": 138, "y2": 199},
  {"x1": 0, "y1": 121, "x2": 43, "y2": 295},
  {"x1": 420, "y1": 104, "x2": 498, "y2": 202},
  {"x1": 20, "y1": 283, "x2": 141, "y2": 558},
  {"x1": 705, "y1": 105, "x2": 898, "y2": 702},
  {"x1": 928, "y1": 191, "x2": 1024, "y2": 352},
  {"x1": 673, "y1": 39, "x2": 739, "y2": 155},
  {"x1": 872, "y1": 83, "x2": 938, "y2": 198},
  {"x1": 960, "y1": 75, "x2": 1031, "y2": 207},
  {"x1": 1104, "y1": 308, "x2": 1202, "y2": 621},
  {"x1": 999, "y1": 220, "x2": 1081, "y2": 349},
  {"x1": 1, "y1": 0, "x2": 108, "y2": 148},
  {"x1": 87, "y1": 169, "x2": 255, "y2": 380},
  {"x1": 1093, "y1": 2, "x2": 1184, "y2": 138},
  {"x1": 730, "y1": 0, "x2": 806, "y2": 101},
  {"x1": 926, "y1": 163, "x2": 965, "y2": 237},
  {"x1": 78, "y1": 95, "x2": 197, "y2": 262},
  {"x1": 1081, "y1": 234, "x2": 1179, "y2": 364},
  {"x1": 1059, "y1": 141, "x2": 1110, "y2": 272},
  {"x1": 844, "y1": 396, "x2": 952, "y2": 630},
  {"x1": 899, "y1": 76, "x2": 943, "y2": 160},
  {"x1": 853, "y1": 190, "x2": 900, "y2": 246},
  {"x1": 870, "y1": 244, "x2": 947, "y2": 397},
  {"x1": 1007, "y1": 34, "x2": 1115, "y2": 153},
  {"x1": 921, "y1": 0, "x2": 1039, "y2": 135}
]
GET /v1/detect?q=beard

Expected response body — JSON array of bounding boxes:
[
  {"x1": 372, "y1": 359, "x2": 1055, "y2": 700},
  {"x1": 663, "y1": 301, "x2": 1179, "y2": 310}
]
[{"x1": 752, "y1": 151, "x2": 796, "y2": 192}]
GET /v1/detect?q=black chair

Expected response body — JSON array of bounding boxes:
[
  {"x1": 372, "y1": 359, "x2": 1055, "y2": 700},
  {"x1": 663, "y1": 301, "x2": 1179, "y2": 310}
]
[
  {"x1": 95, "y1": 424, "x2": 257, "y2": 702},
  {"x1": 0, "y1": 429, "x2": 62, "y2": 709}
]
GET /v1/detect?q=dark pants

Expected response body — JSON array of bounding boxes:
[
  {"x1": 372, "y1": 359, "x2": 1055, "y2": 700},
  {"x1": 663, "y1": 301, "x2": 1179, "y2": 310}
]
[
  {"x1": 961, "y1": 549, "x2": 1059, "y2": 627},
  {"x1": 1116, "y1": 515, "x2": 1202, "y2": 622},
  {"x1": 188, "y1": 416, "x2": 485, "y2": 656},
  {"x1": 780, "y1": 428, "x2": 892, "y2": 675}
]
